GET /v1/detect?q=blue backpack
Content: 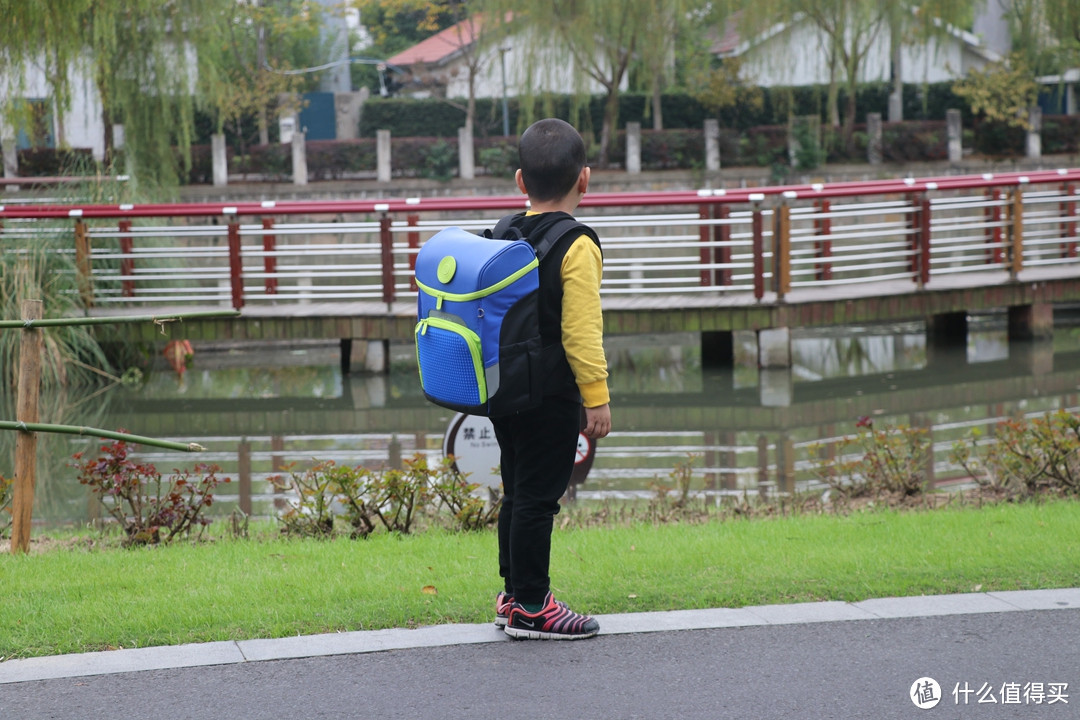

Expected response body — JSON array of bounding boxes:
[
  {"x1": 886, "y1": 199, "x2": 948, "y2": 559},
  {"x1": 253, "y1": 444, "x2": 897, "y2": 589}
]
[{"x1": 414, "y1": 215, "x2": 589, "y2": 417}]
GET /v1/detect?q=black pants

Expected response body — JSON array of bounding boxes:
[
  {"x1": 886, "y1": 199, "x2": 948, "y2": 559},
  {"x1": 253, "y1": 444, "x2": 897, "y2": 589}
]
[{"x1": 491, "y1": 395, "x2": 580, "y2": 606}]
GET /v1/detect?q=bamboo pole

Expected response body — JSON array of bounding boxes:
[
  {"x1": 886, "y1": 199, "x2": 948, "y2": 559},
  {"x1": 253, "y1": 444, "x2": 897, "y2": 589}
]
[
  {"x1": 0, "y1": 309, "x2": 240, "y2": 329},
  {"x1": 0, "y1": 422, "x2": 205, "y2": 452},
  {"x1": 12, "y1": 300, "x2": 43, "y2": 554},
  {"x1": 2, "y1": 308, "x2": 225, "y2": 552}
]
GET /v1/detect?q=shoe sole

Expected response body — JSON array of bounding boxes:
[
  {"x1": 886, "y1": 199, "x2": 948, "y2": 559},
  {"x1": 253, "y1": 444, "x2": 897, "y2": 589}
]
[
  {"x1": 494, "y1": 617, "x2": 508, "y2": 628},
  {"x1": 503, "y1": 625, "x2": 599, "y2": 641}
]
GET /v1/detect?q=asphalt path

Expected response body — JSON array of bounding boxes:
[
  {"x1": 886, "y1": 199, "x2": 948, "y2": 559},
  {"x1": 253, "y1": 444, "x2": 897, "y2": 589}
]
[{"x1": 2, "y1": 591, "x2": 1078, "y2": 719}]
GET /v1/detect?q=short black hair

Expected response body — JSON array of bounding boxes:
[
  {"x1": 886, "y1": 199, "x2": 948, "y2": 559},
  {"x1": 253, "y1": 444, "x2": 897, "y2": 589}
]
[{"x1": 517, "y1": 118, "x2": 586, "y2": 203}]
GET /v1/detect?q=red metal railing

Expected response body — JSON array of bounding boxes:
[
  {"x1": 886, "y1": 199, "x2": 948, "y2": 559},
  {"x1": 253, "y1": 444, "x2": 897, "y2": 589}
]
[{"x1": 2, "y1": 169, "x2": 1078, "y2": 309}]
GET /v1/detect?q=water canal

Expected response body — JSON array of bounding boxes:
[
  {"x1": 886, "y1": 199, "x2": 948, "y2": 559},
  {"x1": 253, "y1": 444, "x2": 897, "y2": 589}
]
[{"x1": 4, "y1": 311, "x2": 1080, "y2": 530}]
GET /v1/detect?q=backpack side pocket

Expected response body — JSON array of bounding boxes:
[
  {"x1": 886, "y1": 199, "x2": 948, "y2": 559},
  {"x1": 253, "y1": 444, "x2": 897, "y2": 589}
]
[{"x1": 416, "y1": 316, "x2": 486, "y2": 409}]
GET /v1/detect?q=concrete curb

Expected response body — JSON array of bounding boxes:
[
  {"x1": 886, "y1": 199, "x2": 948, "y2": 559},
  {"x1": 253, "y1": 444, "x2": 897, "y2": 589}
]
[{"x1": 3, "y1": 588, "x2": 1079, "y2": 685}]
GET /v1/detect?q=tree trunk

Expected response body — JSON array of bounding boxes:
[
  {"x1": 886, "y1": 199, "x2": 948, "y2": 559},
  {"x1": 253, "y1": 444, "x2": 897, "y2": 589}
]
[
  {"x1": 258, "y1": 108, "x2": 269, "y2": 147},
  {"x1": 652, "y1": 79, "x2": 663, "y2": 130},
  {"x1": 843, "y1": 78, "x2": 858, "y2": 155},
  {"x1": 257, "y1": 13, "x2": 270, "y2": 146},
  {"x1": 827, "y1": 46, "x2": 840, "y2": 129},
  {"x1": 599, "y1": 87, "x2": 619, "y2": 168}
]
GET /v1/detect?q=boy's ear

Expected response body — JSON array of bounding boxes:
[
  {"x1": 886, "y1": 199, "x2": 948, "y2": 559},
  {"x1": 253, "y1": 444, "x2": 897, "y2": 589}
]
[
  {"x1": 578, "y1": 166, "x2": 591, "y2": 194},
  {"x1": 515, "y1": 168, "x2": 528, "y2": 195}
]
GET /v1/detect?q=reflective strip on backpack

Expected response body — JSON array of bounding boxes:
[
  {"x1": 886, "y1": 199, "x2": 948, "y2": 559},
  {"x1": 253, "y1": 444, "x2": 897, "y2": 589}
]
[{"x1": 415, "y1": 257, "x2": 538, "y2": 307}]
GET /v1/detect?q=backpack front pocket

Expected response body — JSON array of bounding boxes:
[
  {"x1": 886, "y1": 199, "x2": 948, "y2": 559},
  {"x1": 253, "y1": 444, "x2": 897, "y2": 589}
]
[{"x1": 416, "y1": 316, "x2": 487, "y2": 408}]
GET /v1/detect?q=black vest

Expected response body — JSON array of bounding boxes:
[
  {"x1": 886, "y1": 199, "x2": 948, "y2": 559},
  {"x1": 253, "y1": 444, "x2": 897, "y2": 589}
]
[{"x1": 499, "y1": 211, "x2": 601, "y2": 400}]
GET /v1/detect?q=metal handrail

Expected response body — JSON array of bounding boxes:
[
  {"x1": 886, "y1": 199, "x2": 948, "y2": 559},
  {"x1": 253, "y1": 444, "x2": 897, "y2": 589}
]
[{"x1": 2, "y1": 169, "x2": 1078, "y2": 308}]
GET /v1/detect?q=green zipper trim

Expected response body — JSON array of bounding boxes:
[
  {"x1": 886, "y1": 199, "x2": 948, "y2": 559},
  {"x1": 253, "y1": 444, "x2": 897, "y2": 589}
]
[
  {"x1": 415, "y1": 316, "x2": 487, "y2": 403},
  {"x1": 416, "y1": 257, "x2": 538, "y2": 304}
]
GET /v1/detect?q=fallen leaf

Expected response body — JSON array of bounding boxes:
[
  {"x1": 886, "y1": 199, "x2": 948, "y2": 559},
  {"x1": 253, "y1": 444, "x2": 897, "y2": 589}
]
[
  {"x1": 628, "y1": 594, "x2": 638, "y2": 599},
  {"x1": 421, "y1": 585, "x2": 438, "y2": 595},
  {"x1": 973, "y1": 584, "x2": 983, "y2": 592}
]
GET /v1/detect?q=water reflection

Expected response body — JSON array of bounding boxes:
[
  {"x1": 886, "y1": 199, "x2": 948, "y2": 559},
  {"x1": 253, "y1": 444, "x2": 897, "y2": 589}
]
[{"x1": 4, "y1": 314, "x2": 1079, "y2": 528}]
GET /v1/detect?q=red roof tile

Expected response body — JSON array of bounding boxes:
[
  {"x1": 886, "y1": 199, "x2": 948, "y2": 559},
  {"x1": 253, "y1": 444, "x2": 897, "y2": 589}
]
[{"x1": 387, "y1": 13, "x2": 507, "y2": 66}]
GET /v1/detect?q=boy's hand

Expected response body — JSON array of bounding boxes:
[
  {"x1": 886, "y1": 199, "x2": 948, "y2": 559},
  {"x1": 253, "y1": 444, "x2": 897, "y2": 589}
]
[{"x1": 583, "y1": 404, "x2": 611, "y2": 439}]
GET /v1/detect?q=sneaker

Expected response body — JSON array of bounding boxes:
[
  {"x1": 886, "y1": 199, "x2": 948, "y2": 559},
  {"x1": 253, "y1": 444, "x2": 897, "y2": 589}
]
[
  {"x1": 494, "y1": 591, "x2": 514, "y2": 628},
  {"x1": 503, "y1": 592, "x2": 600, "y2": 640}
]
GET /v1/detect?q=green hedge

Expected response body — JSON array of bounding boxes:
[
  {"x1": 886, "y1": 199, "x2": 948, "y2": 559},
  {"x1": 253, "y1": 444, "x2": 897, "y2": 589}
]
[{"x1": 356, "y1": 82, "x2": 974, "y2": 139}]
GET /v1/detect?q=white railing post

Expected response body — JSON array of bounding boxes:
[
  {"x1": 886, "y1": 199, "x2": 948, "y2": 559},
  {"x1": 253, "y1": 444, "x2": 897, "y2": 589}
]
[
  {"x1": 1026, "y1": 106, "x2": 1042, "y2": 160},
  {"x1": 458, "y1": 127, "x2": 475, "y2": 180},
  {"x1": 626, "y1": 122, "x2": 641, "y2": 175},
  {"x1": 946, "y1": 110, "x2": 962, "y2": 163},
  {"x1": 211, "y1": 134, "x2": 228, "y2": 187},
  {"x1": 705, "y1": 119, "x2": 720, "y2": 172},
  {"x1": 867, "y1": 113, "x2": 882, "y2": 165},
  {"x1": 291, "y1": 131, "x2": 308, "y2": 186},
  {"x1": 377, "y1": 129, "x2": 391, "y2": 182}
]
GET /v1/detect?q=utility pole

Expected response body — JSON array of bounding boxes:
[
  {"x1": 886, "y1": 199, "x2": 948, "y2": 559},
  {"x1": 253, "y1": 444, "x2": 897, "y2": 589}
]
[{"x1": 314, "y1": 0, "x2": 351, "y2": 93}]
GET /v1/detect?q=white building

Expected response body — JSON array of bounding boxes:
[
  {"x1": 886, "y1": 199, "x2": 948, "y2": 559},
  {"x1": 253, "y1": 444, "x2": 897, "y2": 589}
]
[
  {"x1": 385, "y1": 13, "x2": 623, "y2": 100},
  {"x1": 1, "y1": 57, "x2": 106, "y2": 160},
  {"x1": 713, "y1": 13, "x2": 1001, "y2": 87}
]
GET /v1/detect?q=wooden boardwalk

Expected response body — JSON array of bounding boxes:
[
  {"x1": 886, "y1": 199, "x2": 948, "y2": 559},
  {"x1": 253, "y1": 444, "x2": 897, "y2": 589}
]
[{"x1": 87, "y1": 266, "x2": 1080, "y2": 356}]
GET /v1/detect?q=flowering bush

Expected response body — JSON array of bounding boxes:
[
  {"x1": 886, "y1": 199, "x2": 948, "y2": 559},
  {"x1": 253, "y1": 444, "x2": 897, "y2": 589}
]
[{"x1": 72, "y1": 438, "x2": 228, "y2": 546}]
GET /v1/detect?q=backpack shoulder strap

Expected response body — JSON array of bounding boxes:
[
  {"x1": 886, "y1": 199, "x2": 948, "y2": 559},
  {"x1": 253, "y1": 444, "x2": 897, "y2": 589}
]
[
  {"x1": 487, "y1": 213, "x2": 525, "y2": 240},
  {"x1": 533, "y1": 217, "x2": 600, "y2": 262}
]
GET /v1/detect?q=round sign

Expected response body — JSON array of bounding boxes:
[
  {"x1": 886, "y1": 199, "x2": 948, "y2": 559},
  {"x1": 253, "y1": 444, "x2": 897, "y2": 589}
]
[
  {"x1": 443, "y1": 413, "x2": 501, "y2": 488},
  {"x1": 570, "y1": 405, "x2": 596, "y2": 485},
  {"x1": 570, "y1": 431, "x2": 595, "y2": 484},
  {"x1": 443, "y1": 410, "x2": 597, "y2": 488}
]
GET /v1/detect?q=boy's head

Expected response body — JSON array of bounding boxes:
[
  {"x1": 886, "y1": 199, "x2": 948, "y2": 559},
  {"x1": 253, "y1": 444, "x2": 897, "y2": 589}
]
[{"x1": 517, "y1": 118, "x2": 587, "y2": 203}]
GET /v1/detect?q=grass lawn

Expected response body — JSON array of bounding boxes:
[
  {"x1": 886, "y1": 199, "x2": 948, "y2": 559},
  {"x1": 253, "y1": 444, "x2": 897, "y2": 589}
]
[{"x1": 2, "y1": 499, "x2": 1079, "y2": 660}]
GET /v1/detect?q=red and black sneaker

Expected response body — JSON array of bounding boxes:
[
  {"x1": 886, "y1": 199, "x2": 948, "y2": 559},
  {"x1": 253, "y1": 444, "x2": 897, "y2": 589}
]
[
  {"x1": 503, "y1": 592, "x2": 600, "y2": 640},
  {"x1": 494, "y1": 591, "x2": 514, "y2": 628}
]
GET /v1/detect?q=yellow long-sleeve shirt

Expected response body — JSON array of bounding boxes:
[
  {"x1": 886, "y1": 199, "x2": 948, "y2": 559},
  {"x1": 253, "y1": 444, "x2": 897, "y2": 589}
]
[{"x1": 560, "y1": 234, "x2": 609, "y2": 408}]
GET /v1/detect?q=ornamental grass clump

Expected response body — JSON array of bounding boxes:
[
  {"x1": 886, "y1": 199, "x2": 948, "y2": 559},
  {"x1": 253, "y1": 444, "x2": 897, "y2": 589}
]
[{"x1": 72, "y1": 438, "x2": 228, "y2": 546}]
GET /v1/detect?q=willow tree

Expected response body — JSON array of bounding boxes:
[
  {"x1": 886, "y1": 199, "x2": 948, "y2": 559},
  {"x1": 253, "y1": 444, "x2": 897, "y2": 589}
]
[
  {"x1": 1005, "y1": 0, "x2": 1080, "y2": 73},
  {"x1": 200, "y1": 0, "x2": 324, "y2": 149},
  {"x1": 0, "y1": 0, "x2": 233, "y2": 189},
  {"x1": 358, "y1": 0, "x2": 500, "y2": 135},
  {"x1": 490, "y1": 0, "x2": 689, "y2": 166},
  {"x1": 635, "y1": 0, "x2": 710, "y2": 130},
  {"x1": 733, "y1": 0, "x2": 890, "y2": 147},
  {"x1": 885, "y1": 1, "x2": 978, "y2": 121}
]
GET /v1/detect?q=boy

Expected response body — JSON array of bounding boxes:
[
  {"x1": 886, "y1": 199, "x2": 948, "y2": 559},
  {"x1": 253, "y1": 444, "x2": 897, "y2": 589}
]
[{"x1": 493, "y1": 118, "x2": 612, "y2": 640}]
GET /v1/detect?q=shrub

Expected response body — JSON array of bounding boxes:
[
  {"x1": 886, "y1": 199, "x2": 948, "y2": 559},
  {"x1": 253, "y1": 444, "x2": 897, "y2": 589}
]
[
  {"x1": 239, "y1": 143, "x2": 291, "y2": 181},
  {"x1": 270, "y1": 454, "x2": 499, "y2": 537},
  {"x1": 0, "y1": 472, "x2": 11, "y2": 538},
  {"x1": 420, "y1": 139, "x2": 458, "y2": 181},
  {"x1": 950, "y1": 410, "x2": 1080, "y2": 498},
  {"x1": 72, "y1": 439, "x2": 228, "y2": 546},
  {"x1": 270, "y1": 461, "x2": 340, "y2": 539},
  {"x1": 1041, "y1": 115, "x2": 1080, "y2": 155},
  {"x1": 972, "y1": 120, "x2": 1025, "y2": 157},
  {"x1": 809, "y1": 418, "x2": 931, "y2": 501},
  {"x1": 427, "y1": 455, "x2": 500, "y2": 532},
  {"x1": 16, "y1": 148, "x2": 95, "y2": 177},
  {"x1": 641, "y1": 128, "x2": 705, "y2": 170},
  {"x1": 477, "y1": 142, "x2": 517, "y2": 178},
  {"x1": 881, "y1": 121, "x2": 948, "y2": 162},
  {"x1": 305, "y1": 139, "x2": 376, "y2": 180}
]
